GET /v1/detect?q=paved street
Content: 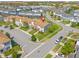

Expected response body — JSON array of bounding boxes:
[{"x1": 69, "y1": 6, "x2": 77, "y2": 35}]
[
  {"x1": 0, "y1": 6, "x2": 79, "y2": 58},
  {"x1": 24, "y1": 12, "x2": 79, "y2": 58},
  {"x1": 0, "y1": 26, "x2": 41, "y2": 57},
  {"x1": 10, "y1": 29, "x2": 41, "y2": 57},
  {"x1": 26, "y1": 29, "x2": 69, "y2": 58}
]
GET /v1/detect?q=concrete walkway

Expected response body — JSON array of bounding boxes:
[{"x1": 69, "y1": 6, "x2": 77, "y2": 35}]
[
  {"x1": 16, "y1": 28, "x2": 32, "y2": 36},
  {"x1": 27, "y1": 29, "x2": 32, "y2": 32},
  {"x1": 49, "y1": 51, "x2": 56, "y2": 57},
  {"x1": 34, "y1": 31, "x2": 39, "y2": 35}
]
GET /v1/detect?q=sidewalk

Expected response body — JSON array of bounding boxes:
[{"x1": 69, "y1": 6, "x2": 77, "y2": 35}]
[
  {"x1": 16, "y1": 28, "x2": 32, "y2": 36},
  {"x1": 49, "y1": 51, "x2": 56, "y2": 57},
  {"x1": 27, "y1": 29, "x2": 32, "y2": 32},
  {"x1": 0, "y1": 54, "x2": 5, "y2": 58},
  {"x1": 34, "y1": 31, "x2": 39, "y2": 35}
]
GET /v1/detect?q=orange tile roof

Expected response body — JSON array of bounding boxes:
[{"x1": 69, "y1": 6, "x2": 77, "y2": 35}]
[
  {"x1": 24, "y1": 18, "x2": 48, "y2": 28},
  {"x1": 0, "y1": 32, "x2": 10, "y2": 44},
  {"x1": 5, "y1": 15, "x2": 48, "y2": 28},
  {"x1": 0, "y1": 44, "x2": 4, "y2": 50},
  {"x1": 5, "y1": 15, "x2": 28, "y2": 22},
  {"x1": 34, "y1": 19, "x2": 48, "y2": 27}
]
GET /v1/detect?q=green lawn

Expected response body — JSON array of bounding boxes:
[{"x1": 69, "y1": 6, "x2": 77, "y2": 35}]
[
  {"x1": 35, "y1": 24, "x2": 61, "y2": 41},
  {"x1": 65, "y1": 8, "x2": 74, "y2": 15},
  {"x1": 0, "y1": 21, "x2": 10, "y2": 26},
  {"x1": 71, "y1": 22, "x2": 79, "y2": 29},
  {"x1": 9, "y1": 24, "x2": 18, "y2": 29},
  {"x1": 4, "y1": 45, "x2": 22, "y2": 58},
  {"x1": 71, "y1": 5, "x2": 79, "y2": 10},
  {"x1": 61, "y1": 39, "x2": 76, "y2": 56},
  {"x1": 47, "y1": 26, "x2": 62, "y2": 38},
  {"x1": 29, "y1": 29, "x2": 37, "y2": 35},
  {"x1": 72, "y1": 26, "x2": 79, "y2": 29},
  {"x1": 20, "y1": 26, "x2": 29, "y2": 31},
  {"x1": 4, "y1": 40, "x2": 22, "y2": 58},
  {"x1": 45, "y1": 54, "x2": 52, "y2": 58},
  {"x1": 75, "y1": 26, "x2": 79, "y2": 29},
  {"x1": 61, "y1": 38, "x2": 67, "y2": 43},
  {"x1": 0, "y1": 21, "x2": 5, "y2": 26},
  {"x1": 62, "y1": 20, "x2": 70, "y2": 24},
  {"x1": 0, "y1": 21, "x2": 18, "y2": 29},
  {"x1": 35, "y1": 31, "x2": 50, "y2": 41}
]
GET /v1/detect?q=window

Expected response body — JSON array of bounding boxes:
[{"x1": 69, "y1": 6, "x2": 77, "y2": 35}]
[
  {"x1": 4, "y1": 42, "x2": 9, "y2": 46},
  {"x1": 6, "y1": 46, "x2": 10, "y2": 50}
]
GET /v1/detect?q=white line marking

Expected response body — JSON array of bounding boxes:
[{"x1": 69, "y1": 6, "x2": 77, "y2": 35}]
[{"x1": 24, "y1": 42, "x2": 45, "y2": 57}]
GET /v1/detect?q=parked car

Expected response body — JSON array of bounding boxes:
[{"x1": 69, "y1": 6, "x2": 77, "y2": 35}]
[
  {"x1": 55, "y1": 39, "x2": 59, "y2": 44},
  {"x1": 4, "y1": 25, "x2": 8, "y2": 28},
  {"x1": 58, "y1": 36, "x2": 63, "y2": 41},
  {"x1": 56, "y1": 39, "x2": 60, "y2": 42},
  {"x1": 55, "y1": 41, "x2": 58, "y2": 44}
]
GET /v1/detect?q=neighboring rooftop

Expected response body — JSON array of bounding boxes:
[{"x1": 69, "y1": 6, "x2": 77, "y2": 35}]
[
  {"x1": 0, "y1": 32, "x2": 10, "y2": 44},
  {"x1": 34, "y1": 19, "x2": 48, "y2": 28},
  {"x1": 5, "y1": 15, "x2": 48, "y2": 28}
]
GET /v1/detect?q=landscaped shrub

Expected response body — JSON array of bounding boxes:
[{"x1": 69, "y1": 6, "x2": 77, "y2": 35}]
[
  {"x1": 61, "y1": 39, "x2": 76, "y2": 56},
  {"x1": 31, "y1": 35, "x2": 37, "y2": 42}
]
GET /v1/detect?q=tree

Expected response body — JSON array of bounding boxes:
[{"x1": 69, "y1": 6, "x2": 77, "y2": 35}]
[
  {"x1": 61, "y1": 40, "x2": 75, "y2": 56},
  {"x1": 71, "y1": 22, "x2": 76, "y2": 27},
  {"x1": 65, "y1": 8, "x2": 74, "y2": 14},
  {"x1": 5, "y1": 32, "x2": 10, "y2": 38},
  {"x1": 77, "y1": 22, "x2": 79, "y2": 26},
  {"x1": 61, "y1": 44, "x2": 74, "y2": 56},
  {"x1": 59, "y1": 36, "x2": 63, "y2": 39},
  {"x1": 10, "y1": 25, "x2": 14, "y2": 29},
  {"x1": 31, "y1": 35, "x2": 37, "y2": 42},
  {"x1": 12, "y1": 51, "x2": 17, "y2": 58}
]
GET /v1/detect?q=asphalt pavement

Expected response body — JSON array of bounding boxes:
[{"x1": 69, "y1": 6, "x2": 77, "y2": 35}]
[
  {"x1": 0, "y1": 26, "x2": 41, "y2": 57},
  {"x1": 24, "y1": 12, "x2": 79, "y2": 58}
]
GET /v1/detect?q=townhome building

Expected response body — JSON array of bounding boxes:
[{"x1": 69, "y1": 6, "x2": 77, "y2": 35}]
[{"x1": 0, "y1": 32, "x2": 12, "y2": 54}]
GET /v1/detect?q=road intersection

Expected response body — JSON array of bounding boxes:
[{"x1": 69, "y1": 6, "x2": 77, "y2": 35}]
[
  {"x1": 0, "y1": 26, "x2": 41, "y2": 57},
  {"x1": 24, "y1": 12, "x2": 79, "y2": 58},
  {"x1": 0, "y1": 6, "x2": 79, "y2": 58}
]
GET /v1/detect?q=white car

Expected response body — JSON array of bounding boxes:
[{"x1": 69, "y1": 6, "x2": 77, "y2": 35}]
[
  {"x1": 56, "y1": 39, "x2": 60, "y2": 42},
  {"x1": 55, "y1": 41, "x2": 58, "y2": 44}
]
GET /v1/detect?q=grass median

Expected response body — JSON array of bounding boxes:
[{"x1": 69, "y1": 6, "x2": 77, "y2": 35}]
[{"x1": 35, "y1": 24, "x2": 62, "y2": 41}]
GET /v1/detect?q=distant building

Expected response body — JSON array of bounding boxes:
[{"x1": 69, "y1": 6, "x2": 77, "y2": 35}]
[
  {"x1": 4, "y1": 15, "x2": 24, "y2": 26},
  {"x1": 0, "y1": 6, "x2": 44, "y2": 18},
  {"x1": 4, "y1": 15, "x2": 51, "y2": 32},
  {"x1": 73, "y1": 10, "x2": 79, "y2": 17},
  {"x1": 26, "y1": 18, "x2": 51, "y2": 32},
  {"x1": 32, "y1": 7, "x2": 43, "y2": 13},
  {"x1": 18, "y1": 12, "x2": 42, "y2": 18},
  {"x1": 54, "y1": 12, "x2": 79, "y2": 22},
  {"x1": 0, "y1": 15, "x2": 4, "y2": 21}
]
